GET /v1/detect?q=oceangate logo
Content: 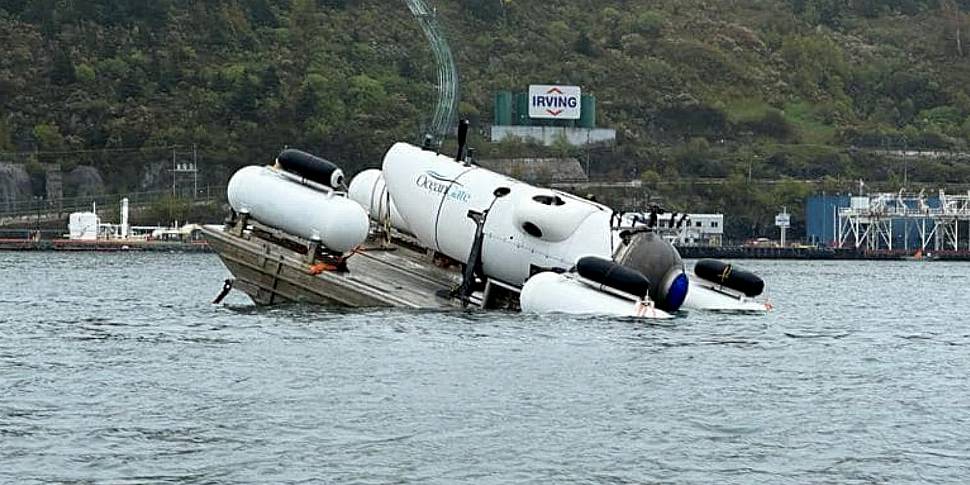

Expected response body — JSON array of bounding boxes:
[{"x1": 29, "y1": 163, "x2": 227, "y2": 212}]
[
  {"x1": 415, "y1": 170, "x2": 472, "y2": 203},
  {"x1": 426, "y1": 170, "x2": 463, "y2": 186}
]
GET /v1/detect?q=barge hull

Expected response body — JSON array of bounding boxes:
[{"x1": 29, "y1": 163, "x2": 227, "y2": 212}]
[{"x1": 202, "y1": 224, "x2": 461, "y2": 309}]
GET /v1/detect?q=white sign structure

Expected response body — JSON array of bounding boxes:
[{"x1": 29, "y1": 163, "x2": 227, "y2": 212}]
[
  {"x1": 775, "y1": 213, "x2": 791, "y2": 228},
  {"x1": 528, "y1": 85, "x2": 581, "y2": 120},
  {"x1": 776, "y1": 210, "x2": 790, "y2": 247}
]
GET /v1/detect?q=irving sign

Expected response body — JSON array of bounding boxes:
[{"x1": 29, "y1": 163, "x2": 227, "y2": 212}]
[{"x1": 528, "y1": 85, "x2": 582, "y2": 120}]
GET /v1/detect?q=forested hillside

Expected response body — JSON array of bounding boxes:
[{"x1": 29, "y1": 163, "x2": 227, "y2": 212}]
[{"x1": 2, "y1": 0, "x2": 970, "y2": 235}]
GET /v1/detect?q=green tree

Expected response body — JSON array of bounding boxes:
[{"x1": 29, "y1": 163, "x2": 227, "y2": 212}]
[
  {"x1": 780, "y1": 34, "x2": 848, "y2": 98},
  {"x1": 634, "y1": 10, "x2": 666, "y2": 37},
  {"x1": 49, "y1": 47, "x2": 76, "y2": 85},
  {"x1": 290, "y1": 0, "x2": 319, "y2": 43},
  {"x1": 347, "y1": 74, "x2": 387, "y2": 113},
  {"x1": 0, "y1": 117, "x2": 13, "y2": 151},
  {"x1": 462, "y1": 0, "x2": 503, "y2": 21},
  {"x1": 75, "y1": 63, "x2": 95, "y2": 83},
  {"x1": 575, "y1": 32, "x2": 597, "y2": 56},
  {"x1": 33, "y1": 123, "x2": 64, "y2": 150}
]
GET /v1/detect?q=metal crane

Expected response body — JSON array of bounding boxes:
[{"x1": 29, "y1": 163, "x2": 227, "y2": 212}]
[{"x1": 404, "y1": 0, "x2": 459, "y2": 146}]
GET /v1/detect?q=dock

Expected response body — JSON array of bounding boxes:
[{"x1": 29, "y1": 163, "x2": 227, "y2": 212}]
[
  {"x1": 676, "y1": 245, "x2": 970, "y2": 260},
  {"x1": 202, "y1": 219, "x2": 464, "y2": 308},
  {"x1": 0, "y1": 239, "x2": 211, "y2": 252}
]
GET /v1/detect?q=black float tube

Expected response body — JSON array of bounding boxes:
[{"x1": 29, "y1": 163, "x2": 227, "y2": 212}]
[
  {"x1": 694, "y1": 259, "x2": 765, "y2": 297},
  {"x1": 576, "y1": 256, "x2": 651, "y2": 299},
  {"x1": 277, "y1": 149, "x2": 345, "y2": 189}
]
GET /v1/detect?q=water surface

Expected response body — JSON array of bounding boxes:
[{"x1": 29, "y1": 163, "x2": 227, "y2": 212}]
[{"x1": 1, "y1": 253, "x2": 968, "y2": 483}]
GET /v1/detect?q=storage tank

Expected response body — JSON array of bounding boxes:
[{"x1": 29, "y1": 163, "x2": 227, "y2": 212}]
[
  {"x1": 579, "y1": 95, "x2": 597, "y2": 129},
  {"x1": 68, "y1": 212, "x2": 99, "y2": 240},
  {"x1": 805, "y1": 195, "x2": 849, "y2": 246},
  {"x1": 494, "y1": 91, "x2": 513, "y2": 126},
  {"x1": 514, "y1": 92, "x2": 529, "y2": 126}
]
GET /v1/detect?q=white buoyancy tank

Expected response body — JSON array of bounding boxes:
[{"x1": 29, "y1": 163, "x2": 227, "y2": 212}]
[
  {"x1": 381, "y1": 142, "x2": 614, "y2": 286},
  {"x1": 683, "y1": 277, "x2": 771, "y2": 313},
  {"x1": 520, "y1": 272, "x2": 674, "y2": 319},
  {"x1": 227, "y1": 166, "x2": 369, "y2": 253},
  {"x1": 347, "y1": 169, "x2": 409, "y2": 233}
]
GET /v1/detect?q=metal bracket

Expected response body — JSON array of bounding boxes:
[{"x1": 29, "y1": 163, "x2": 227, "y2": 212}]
[
  {"x1": 212, "y1": 279, "x2": 234, "y2": 304},
  {"x1": 234, "y1": 209, "x2": 250, "y2": 237},
  {"x1": 306, "y1": 236, "x2": 322, "y2": 264}
]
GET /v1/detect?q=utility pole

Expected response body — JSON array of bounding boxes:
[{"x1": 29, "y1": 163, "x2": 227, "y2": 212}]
[
  {"x1": 172, "y1": 147, "x2": 177, "y2": 198},
  {"x1": 902, "y1": 135, "x2": 909, "y2": 188},
  {"x1": 193, "y1": 144, "x2": 198, "y2": 199},
  {"x1": 171, "y1": 145, "x2": 201, "y2": 200}
]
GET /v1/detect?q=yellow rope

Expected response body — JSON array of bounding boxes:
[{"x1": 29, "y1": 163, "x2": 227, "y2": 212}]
[{"x1": 719, "y1": 265, "x2": 733, "y2": 283}]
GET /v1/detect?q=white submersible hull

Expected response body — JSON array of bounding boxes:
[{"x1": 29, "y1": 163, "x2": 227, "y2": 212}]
[
  {"x1": 378, "y1": 142, "x2": 616, "y2": 287},
  {"x1": 347, "y1": 143, "x2": 693, "y2": 318}
]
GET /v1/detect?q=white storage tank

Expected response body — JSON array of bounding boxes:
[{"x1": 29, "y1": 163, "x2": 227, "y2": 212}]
[
  {"x1": 227, "y1": 166, "x2": 369, "y2": 253},
  {"x1": 68, "y1": 212, "x2": 100, "y2": 240}
]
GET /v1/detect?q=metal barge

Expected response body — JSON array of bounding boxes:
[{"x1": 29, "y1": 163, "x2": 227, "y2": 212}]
[{"x1": 202, "y1": 212, "x2": 469, "y2": 309}]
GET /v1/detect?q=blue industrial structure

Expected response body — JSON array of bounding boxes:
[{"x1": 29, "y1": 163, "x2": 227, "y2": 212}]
[
  {"x1": 805, "y1": 195, "x2": 849, "y2": 247},
  {"x1": 805, "y1": 192, "x2": 962, "y2": 250}
]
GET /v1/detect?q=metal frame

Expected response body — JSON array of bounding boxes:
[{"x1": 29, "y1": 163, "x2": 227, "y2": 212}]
[
  {"x1": 404, "y1": 0, "x2": 458, "y2": 144},
  {"x1": 836, "y1": 189, "x2": 970, "y2": 251}
]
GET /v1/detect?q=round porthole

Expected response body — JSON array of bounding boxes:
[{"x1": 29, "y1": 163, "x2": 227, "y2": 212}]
[
  {"x1": 521, "y1": 222, "x2": 543, "y2": 238},
  {"x1": 532, "y1": 195, "x2": 565, "y2": 206}
]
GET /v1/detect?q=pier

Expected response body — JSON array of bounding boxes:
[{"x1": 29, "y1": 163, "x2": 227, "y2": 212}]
[{"x1": 0, "y1": 238, "x2": 210, "y2": 252}]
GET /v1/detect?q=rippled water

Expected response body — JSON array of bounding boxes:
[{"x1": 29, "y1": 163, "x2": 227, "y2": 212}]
[{"x1": 2, "y1": 252, "x2": 969, "y2": 484}]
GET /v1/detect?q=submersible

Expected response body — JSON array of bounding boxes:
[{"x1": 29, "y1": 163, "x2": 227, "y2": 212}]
[{"x1": 349, "y1": 140, "x2": 690, "y2": 315}]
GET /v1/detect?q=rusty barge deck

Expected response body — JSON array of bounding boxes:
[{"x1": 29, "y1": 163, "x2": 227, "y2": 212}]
[{"x1": 202, "y1": 218, "x2": 466, "y2": 308}]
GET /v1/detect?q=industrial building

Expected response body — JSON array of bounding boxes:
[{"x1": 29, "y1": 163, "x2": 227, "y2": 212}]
[
  {"x1": 621, "y1": 212, "x2": 724, "y2": 247},
  {"x1": 805, "y1": 190, "x2": 970, "y2": 251}
]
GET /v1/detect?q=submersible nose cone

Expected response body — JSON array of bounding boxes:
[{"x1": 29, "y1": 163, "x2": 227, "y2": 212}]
[{"x1": 659, "y1": 271, "x2": 689, "y2": 313}]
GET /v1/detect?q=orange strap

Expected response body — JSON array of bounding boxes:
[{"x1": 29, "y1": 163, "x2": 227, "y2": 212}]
[{"x1": 308, "y1": 262, "x2": 339, "y2": 275}]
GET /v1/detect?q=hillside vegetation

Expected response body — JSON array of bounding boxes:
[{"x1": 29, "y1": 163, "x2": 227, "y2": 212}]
[{"x1": 1, "y1": 0, "x2": 970, "y2": 236}]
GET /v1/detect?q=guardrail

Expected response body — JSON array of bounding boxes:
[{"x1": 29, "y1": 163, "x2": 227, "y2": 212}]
[{"x1": 0, "y1": 185, "x2": 226, "y2": 220}]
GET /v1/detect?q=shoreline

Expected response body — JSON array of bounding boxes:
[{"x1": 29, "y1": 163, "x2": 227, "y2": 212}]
[
  {"x1": 677, "y1": 246, "x2": 970, "y2": 261},
  {"x1": 0, "y1": 239, "x2": 212, "y2": 253},
  {"x1": 4, "y1": 239, "x2": 967, "y2": 261}
]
